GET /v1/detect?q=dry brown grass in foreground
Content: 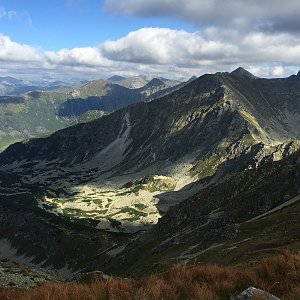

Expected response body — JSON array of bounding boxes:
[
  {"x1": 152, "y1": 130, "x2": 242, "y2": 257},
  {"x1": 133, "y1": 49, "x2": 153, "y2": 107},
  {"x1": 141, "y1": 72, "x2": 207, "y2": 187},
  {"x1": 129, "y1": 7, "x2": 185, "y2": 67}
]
[{"x1": 1, "y1": 252, "x2": 300, "y2": 300}]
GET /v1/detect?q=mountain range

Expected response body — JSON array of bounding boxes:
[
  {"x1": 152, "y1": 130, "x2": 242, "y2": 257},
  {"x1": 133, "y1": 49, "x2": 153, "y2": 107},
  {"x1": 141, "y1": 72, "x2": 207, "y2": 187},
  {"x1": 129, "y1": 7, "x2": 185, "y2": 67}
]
[
  {"x1": 1, "y1": 68, "x2": 300, "y2": 279},
  {"x1": 107, "y1": 74, "x2": 182, "y2": 89},
  {"x1": 0, "y1": 75, "x2": 187, "y2": 151},
  {"x1": 0, "y1": 76, "x2": 88, "y2": 96}
]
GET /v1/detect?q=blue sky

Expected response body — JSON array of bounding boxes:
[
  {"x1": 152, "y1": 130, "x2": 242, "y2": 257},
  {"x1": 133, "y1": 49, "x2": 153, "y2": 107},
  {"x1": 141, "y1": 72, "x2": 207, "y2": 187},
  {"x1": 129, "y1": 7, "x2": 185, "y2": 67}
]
[
  {"x1": 0, "y1": 0, "x2": 195, "y2": 50},
  {"x1": 0, "y1": 0, "x2": 300, "y2": 80}
]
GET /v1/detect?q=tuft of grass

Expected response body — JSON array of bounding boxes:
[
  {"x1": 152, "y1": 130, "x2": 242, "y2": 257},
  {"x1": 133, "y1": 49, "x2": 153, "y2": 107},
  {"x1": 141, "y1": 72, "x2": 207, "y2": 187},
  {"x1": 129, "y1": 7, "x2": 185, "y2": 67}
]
[
  {"x1": 120, "y1": 207, "x2": 148, "y2": 217},
  {"x1": 134, "y1": 203, "x2": 148, "y2": 210},
  {"x1": 189, "y1": 155, "x2": 223, "y2": 179}
]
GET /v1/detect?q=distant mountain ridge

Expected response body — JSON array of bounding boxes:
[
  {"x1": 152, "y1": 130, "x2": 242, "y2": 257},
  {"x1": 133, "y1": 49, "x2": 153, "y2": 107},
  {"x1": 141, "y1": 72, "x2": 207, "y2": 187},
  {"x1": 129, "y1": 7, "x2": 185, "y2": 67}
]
[
  {"x1": 0, "y1": 76, "x2": 87, "y2": 96},
  {"x1": 107, "y1": 75, "x2": 127, "y2": 82},
  {"x1": 58, "y1": 80, "x2": 142, "y2": 117},
  {"x1": 107, "y1": 74, "x2": 182, "y2": 89},
  {"x1": 0, "y1": 75, "x2": 183, "y2": 151}
]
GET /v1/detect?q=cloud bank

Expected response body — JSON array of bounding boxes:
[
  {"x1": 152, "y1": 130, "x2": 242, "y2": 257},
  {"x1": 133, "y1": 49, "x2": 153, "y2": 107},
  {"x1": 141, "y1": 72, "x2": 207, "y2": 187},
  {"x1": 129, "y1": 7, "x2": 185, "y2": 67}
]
[
  {"x1": 2, "y1": 27, "x2": 300, "y2": 79},
  {"x1": 104, "y1": 0, "x2": 300, "y2": 34}
]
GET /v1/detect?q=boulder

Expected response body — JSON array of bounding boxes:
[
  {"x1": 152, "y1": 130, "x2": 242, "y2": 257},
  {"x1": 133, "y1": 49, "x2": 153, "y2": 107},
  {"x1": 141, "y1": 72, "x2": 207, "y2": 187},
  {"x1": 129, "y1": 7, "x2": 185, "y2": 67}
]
[{"x1": 234, "y1": 287, "x2": 280, "y2": 300}]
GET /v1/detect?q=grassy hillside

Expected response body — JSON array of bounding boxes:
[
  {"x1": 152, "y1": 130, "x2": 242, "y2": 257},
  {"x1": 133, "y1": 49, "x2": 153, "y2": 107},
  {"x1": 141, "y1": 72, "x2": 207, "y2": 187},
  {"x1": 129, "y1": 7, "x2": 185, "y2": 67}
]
[
  {"x1": 0, "y1": 79, "x2": 144, "y2": 151},
  {"x1": 0, "y1": 253, "x2": 299, "y2": 299},
  {"x1": 0, "y1": 91, "x2": 72, "y2": 151}
]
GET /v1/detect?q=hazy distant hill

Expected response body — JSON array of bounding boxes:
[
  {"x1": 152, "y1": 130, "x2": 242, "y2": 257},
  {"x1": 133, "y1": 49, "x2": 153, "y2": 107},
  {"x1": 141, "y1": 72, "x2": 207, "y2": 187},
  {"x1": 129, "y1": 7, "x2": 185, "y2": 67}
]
[{"x1": 0, "y1": 76, "x2": 85, "y2": 96}]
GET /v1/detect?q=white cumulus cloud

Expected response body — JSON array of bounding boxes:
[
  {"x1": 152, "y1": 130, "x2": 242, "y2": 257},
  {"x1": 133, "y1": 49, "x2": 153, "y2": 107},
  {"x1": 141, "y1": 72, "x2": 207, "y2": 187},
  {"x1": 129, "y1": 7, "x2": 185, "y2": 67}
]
[
  {"x1": 101, "y1": 27, "x2": 237, "y2": 67},
  {"x1": 45, "y1": 47, "x2": 111, "y2": 67},
  {"x1": 101, "y1": 28, "x2": 300, "y2": 70},
  {"x1": 1, "y1": 26, "x2": 300, "y2": 80},
  {"x1": 0, "y1": 34, "x2": 40, "y2": 62}
]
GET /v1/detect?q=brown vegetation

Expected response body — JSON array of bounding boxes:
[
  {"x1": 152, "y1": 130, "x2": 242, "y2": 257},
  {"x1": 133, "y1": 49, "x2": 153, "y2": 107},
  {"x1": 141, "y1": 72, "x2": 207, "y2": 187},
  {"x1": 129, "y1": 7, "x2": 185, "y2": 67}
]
[{"x1": 1, "y1": 252, "x2": 300, "y2": 300}]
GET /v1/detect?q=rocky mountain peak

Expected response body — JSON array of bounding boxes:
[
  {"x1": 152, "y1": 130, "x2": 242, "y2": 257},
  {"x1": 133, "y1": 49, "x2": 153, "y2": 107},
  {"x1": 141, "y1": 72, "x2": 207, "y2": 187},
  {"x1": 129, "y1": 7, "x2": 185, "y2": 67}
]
[
  {"x1": 107, "y1": 75, "x2": 127, "y2": 82},
  {"x1": 144, "y1": 78, "x2": 165, "y2": 88},
  {"x1": 187, "y1": 75, "x2": 197, "y2": 83},
  {"x1": 288, "y1": 71, "x2": 300, "y2": 80},
  {"x1": 230, "y1": 67, "x2": 257, "y2": 79},
  {"x1": 136, "y1": 78, "x2": 167, "y2": 97}
]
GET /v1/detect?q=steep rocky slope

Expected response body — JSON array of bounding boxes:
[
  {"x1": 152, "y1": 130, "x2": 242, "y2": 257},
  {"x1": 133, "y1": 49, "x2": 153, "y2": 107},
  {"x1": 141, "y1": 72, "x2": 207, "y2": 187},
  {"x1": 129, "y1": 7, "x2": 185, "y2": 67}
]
[
  {"x1": 1, "y1": 68, "x2": 300, "y2": 274},
  {"x1": 103, "y1": 147, "x2": 300, "y2": 276}
]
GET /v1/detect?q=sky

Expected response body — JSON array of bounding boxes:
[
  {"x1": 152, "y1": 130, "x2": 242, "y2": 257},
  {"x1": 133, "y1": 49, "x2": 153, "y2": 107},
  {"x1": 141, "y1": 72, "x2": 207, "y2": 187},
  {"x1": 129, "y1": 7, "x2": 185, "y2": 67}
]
[{"x1": 0, "y1": 0, "x2": 300, "y2": 80}]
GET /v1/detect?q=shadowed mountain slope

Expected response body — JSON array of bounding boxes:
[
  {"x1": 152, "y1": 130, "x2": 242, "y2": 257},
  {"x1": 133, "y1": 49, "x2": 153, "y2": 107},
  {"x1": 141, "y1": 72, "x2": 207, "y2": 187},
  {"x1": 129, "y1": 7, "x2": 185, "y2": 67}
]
[
  {"x1": 1, "y1": 69, "x2": 300, "y2": 274},
  {"x1": 103, "y1": 146, "x2": 300, "y2": 276}
]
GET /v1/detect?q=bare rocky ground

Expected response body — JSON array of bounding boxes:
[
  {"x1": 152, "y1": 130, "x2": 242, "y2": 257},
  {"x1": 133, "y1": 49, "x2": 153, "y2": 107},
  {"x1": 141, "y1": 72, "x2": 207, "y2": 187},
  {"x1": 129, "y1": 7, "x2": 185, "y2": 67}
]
[{"x1": 0, "y1": 260, "x2": 55, "y2": 289}]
